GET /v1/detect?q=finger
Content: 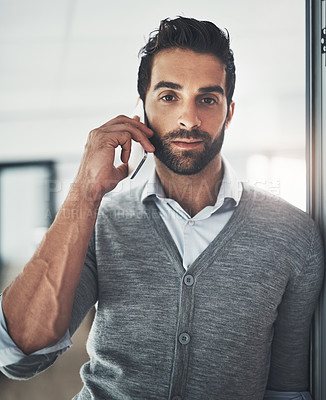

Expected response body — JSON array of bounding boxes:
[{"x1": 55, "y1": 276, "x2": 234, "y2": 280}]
[
  {"x1": 100, "y1": 115, "x2": 153, "y2": 138},
  {"x1": 98, "y1": 122, "x2": 155, "y2": 153},
  {"x1": 119, "y1": 136, "x2": 132, "y2": 164}
]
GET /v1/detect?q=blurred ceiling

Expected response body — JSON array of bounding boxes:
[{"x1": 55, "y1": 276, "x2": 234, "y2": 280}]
[{"x1": 0, "y1": 0, "x2": 305, "y2": 161}]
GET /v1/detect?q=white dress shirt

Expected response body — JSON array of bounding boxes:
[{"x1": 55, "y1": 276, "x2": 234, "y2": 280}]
[{"x1": 141, "y1": 157, "x2": 243, "y2": 269}]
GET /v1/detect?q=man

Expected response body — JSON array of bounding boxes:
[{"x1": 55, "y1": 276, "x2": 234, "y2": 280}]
[{"x1": 0, "y1": 17, "x2": 324, "y2": 400}]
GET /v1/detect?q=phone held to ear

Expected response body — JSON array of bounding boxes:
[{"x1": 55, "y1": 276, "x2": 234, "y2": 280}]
[
  {"x1": 129, "y1": 149, "x2": 148, "y2": 179},
  {"x1": 128, "y1": 99, "x2": 148, "y2": 180}
]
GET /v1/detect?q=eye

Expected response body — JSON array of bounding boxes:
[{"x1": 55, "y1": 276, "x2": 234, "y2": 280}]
[
  {"x1": 161, "y1": 94, "x2": 176, "y2": 102},
  {"x1": 200, "y1": 97, "x2": 218, "y2": 105}
]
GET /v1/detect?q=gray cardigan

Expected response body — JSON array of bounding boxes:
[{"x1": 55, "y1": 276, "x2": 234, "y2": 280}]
[{"x1": 2, "y1": 184, "x2": 324, "y2": 400}]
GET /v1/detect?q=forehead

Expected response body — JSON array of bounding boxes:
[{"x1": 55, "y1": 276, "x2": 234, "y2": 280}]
[{"x1": 149, "y1": 48, "x2": 227, "y2": 91}]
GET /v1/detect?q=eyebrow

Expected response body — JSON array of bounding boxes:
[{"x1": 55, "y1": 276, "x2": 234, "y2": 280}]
[
  {"x1": 153, "y1": 81, "x2": 182, "y2": 91},
  {"x1": 198, "y1": 85, "x2": 225, "y2": 96},
  {"x1": 153, "y1": 81, "x2": 225, "y2": 96}
]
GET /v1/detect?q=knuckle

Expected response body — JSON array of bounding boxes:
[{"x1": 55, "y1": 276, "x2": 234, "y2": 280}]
[
  {"x1": 89, "y1": 128, "x2": 99, "y2": 139},
  {"x1": 116, "y1": 114, "x2": 127, "y2": 120}
]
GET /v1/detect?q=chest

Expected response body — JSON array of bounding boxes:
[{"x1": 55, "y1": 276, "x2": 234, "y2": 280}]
[{"x1": 94, "y1": 228, "x2": 289, "y2": 340}]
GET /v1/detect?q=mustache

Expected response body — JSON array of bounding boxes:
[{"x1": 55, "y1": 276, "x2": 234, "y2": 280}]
[{"x1": 161, "y1": 128, "x2": 212, "y2": 142}]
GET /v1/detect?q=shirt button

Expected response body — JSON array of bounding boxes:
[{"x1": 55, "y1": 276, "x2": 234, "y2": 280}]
[
  {"x1": 178, "y1": 332, "x2": 190, "y2": 345},
  {"x1": 184, "y1": 274, "x2": 194, "y2": 286},
  {"x1": 188, "y1": 219, "x2": 195, "y2": 226}
]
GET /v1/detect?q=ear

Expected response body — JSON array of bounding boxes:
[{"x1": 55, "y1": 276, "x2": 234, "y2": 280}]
[{"x1": 225, "y1": 101, "x2": 235, "y2": 129}]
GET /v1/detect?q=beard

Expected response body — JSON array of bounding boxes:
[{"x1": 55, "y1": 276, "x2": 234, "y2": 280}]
[{"x1": 149, "y1": 125, "x2": 225, "y2": 175}]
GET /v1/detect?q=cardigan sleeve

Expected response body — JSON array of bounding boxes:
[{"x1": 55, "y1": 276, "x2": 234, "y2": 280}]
[
  {"x1": 266, "y1": 223, "x2": 324, "y2": 391},
  {"x1": 0, "y1": 295, "x2": 72, "y2": 368}
]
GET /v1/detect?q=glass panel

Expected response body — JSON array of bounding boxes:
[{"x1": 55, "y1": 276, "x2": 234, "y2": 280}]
[
  {"x1": 306, "y1": 0, "x2": 326, "y2": 397},
  {"x1": 0, "y1": 166, "x2": 50, "y2": 291}
]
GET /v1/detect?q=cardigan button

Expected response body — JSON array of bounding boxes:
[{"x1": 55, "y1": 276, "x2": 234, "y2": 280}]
[
  {"x1": 184, "y1": 274, "x2": 194, "y2": 286},
  {"x1": 172, "y1": 397, "x2": 182, "y2": 400},
  {"x1": 178, "y1": 332, "x2": 190, "y2": 345}
]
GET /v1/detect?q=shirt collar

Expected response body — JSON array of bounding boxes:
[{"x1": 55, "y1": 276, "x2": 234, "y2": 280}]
[{"x1": 141, "y1": 156, "x2": 242, "y2": 208}]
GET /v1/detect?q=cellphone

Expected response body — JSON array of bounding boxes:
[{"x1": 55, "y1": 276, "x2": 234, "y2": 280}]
[
  {"x1": 128, "y1": 99, "x2": 148, "y2": 179},
  {"x1": 130, "y1": 154, "x2": 148, "y2": 179}
]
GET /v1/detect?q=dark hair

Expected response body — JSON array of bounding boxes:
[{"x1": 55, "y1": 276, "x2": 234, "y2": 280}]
[{"x1": 137, "y1": 16, "x2": 236, "y2": 106}]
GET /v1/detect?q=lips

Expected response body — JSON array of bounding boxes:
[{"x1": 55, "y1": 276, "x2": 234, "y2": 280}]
[{"x1": 171, "y1": 139, "x2": 204, "y2": 150}]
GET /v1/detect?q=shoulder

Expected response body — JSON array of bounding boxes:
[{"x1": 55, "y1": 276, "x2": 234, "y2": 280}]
[
  {"x1": 241, "y1": 183, "x2": 322, "y2": 254},
  {"x1": 101, "y1": 184, "x2": 144, "y2": 208},
  {"x1": 241, "y1": 184, "x2": 323, "y2": 273},
  {"x1": 242, "y1": 183, "x2": 315, "y2": 229},
  {"x1": 96, "y1": 183, "x2": 148, "y2": 226}
]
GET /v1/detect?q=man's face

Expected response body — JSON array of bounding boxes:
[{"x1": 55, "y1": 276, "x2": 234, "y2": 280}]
[{"x1": 144, "y1": 48, "x2": 234, "y2": 175}]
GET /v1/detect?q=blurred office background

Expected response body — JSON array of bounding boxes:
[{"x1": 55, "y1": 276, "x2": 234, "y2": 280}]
[{"x1": 0, "y1": 0, "x2": 305, "y2": 399}]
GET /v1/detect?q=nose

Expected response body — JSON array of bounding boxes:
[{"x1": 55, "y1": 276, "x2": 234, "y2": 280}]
[{"x1": 177, "y1": 102, "x2": 201, "y2": 130}]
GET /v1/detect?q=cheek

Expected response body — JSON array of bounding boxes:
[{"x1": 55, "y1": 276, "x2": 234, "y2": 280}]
[
  {"x1": 146, "y1": 105, "x2": 175, "y2": 133},
  {"x1": 202, "y1": 109, "x2": 228, "y2": 130}
]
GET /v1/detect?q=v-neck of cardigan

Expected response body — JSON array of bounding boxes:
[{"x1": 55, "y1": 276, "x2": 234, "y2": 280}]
[{"x1": 143, "y1": 183, "x2": 251, "y2": 279}]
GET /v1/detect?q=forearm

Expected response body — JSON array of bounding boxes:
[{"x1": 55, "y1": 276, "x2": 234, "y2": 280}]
[
  {"x1": 1, "y1": 115, "x2": 154, "y2": 356},
  {"x1": 2, "y1": 183, "x2": 100, "y2": 355}
]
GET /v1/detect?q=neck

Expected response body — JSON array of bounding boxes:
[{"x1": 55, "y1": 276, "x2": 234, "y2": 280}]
[{"x1": 155, "y1": 155, "x2": 224, "y2": 217}]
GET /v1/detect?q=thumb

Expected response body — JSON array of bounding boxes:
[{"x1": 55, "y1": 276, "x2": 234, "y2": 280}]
[
  {"x1": 115, "y1": 163, "x2": 129, "y2": 181},
  {"x1": 105, "y1": 163, "x2": 128, "y2": 193}
]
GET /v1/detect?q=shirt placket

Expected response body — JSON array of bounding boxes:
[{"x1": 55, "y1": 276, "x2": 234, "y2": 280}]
[{"x1": 183, "y1": 219, "x2": 196, "y2": 269}]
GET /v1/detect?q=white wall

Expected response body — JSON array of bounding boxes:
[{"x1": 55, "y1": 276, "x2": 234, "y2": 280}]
[{"x1": 0, "y1": 0, "x2": 306, "y2": 207}]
